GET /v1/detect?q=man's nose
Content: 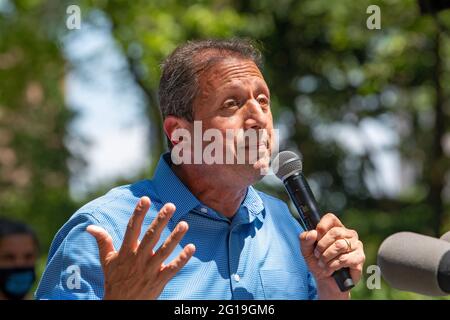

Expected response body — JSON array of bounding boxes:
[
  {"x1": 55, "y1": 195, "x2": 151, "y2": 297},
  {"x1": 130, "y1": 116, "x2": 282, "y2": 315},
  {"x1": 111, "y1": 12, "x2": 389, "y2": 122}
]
[{"x1": 243, "y1": 99, "x2": 268, "y2": 130}]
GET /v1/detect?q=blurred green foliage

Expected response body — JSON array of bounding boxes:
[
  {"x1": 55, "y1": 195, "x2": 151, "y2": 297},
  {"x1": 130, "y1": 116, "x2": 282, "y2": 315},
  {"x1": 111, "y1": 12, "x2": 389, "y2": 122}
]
[
  {"x1": 1, "y1": 0, "x2": 450, "y2": 299},
  {"x1": 0, "y1": 0, "x2": 81, "y2": 250}
]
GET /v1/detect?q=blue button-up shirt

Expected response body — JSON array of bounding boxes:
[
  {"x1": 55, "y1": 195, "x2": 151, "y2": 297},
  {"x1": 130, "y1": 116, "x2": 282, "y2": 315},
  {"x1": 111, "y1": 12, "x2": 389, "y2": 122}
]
[{"x1": 35, "y1": 153, "x2": 317, "y2": 300}]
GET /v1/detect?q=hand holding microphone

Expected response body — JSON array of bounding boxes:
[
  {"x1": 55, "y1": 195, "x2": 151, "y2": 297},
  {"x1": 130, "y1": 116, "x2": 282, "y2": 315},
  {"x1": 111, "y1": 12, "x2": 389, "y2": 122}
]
[{"x1": 272, "y1": 151, "x2": 365, "y2": 298}]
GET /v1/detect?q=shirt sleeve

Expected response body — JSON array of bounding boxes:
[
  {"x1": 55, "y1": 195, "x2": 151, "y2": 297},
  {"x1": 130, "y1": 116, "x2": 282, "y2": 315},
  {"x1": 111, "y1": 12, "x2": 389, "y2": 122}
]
[
  {"x1": 307, "y1": 270, "x2": 318, "y2": 300},
  {"x1": 35, "y1": 213, "x2": 105, "y2": 300}
]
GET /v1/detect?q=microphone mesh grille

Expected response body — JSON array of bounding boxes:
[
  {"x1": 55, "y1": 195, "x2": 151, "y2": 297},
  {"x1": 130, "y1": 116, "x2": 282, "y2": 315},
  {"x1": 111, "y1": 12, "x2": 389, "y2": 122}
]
[{"x1": 272, "y1": 151, "x2": 303, "y2": 180}]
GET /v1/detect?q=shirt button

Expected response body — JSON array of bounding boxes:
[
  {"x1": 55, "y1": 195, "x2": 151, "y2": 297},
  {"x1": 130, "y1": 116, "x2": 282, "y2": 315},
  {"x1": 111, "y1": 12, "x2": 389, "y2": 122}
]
[
  {"x1": 200, "y1": 207, "x2": 208, "y2": 213},
  {"x1": 233, "y1": 274, "x2": 240, "y2": 282}
]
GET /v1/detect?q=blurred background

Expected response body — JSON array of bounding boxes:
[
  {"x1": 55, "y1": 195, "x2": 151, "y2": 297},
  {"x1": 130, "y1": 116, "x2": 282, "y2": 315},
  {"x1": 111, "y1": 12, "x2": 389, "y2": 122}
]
[{"x1": 1, "y1": 0, "x2": 450, "y2": 299}]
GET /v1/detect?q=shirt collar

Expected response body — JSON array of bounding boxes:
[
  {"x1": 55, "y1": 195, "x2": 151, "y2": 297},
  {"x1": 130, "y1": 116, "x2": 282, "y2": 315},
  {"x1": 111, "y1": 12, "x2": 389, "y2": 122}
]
[
  {"x1": 151, "y1": 152, "x2": 265, "y2": 224},
  {"x1": 241, "y1": 185, "x2": 265, "y2": 224},
  {"x1": 152, "y1": 152, "x2": 200, "y2": 224}
]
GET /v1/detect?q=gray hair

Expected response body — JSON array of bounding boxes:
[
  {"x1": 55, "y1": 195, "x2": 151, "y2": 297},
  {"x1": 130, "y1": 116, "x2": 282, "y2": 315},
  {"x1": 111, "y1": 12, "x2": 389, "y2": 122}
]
[{"x1": 158, "y1": 38, "x2": 263, "y2": 147}]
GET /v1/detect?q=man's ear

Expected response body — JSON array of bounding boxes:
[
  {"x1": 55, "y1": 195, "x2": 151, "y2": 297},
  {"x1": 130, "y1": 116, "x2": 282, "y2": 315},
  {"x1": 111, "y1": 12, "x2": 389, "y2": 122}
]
[{"x1": 163, "y1": 116, "x2": 191, "y2": 146}]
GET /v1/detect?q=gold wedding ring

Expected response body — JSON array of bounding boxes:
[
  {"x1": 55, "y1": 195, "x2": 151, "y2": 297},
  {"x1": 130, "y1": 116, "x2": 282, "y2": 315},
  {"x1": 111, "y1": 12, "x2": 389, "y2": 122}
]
[{"x1": 343, "y1": 238, "x2": 352, "y2": 252}]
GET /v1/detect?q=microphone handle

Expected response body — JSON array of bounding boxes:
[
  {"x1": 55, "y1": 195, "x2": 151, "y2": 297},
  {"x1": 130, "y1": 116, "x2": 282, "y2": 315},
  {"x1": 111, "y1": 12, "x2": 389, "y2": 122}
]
[{"x1": 284, "y1": 173, "x2": 355, "y2": 292}]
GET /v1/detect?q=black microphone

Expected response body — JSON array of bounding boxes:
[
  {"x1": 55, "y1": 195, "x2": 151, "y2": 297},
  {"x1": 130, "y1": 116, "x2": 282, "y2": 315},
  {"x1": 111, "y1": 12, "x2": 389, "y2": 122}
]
[{"x1": 272, "y1": 151, "x2": 355, "y2": 292}]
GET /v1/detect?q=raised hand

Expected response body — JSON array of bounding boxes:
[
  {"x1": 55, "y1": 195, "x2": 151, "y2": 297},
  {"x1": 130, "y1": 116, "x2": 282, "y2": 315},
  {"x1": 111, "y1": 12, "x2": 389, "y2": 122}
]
[{"x1": 86, "y1": 196, "x2": 195, "y2": 299}]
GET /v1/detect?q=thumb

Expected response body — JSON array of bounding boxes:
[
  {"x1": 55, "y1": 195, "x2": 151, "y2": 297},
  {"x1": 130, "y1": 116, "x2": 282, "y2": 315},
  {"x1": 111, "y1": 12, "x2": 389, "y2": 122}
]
[
  {"x1": 86, "y1": 225, "x2": 115, "y2": 265},
  {"x1": 299, "y1": 230, "x2": 318, "y2": 260}
]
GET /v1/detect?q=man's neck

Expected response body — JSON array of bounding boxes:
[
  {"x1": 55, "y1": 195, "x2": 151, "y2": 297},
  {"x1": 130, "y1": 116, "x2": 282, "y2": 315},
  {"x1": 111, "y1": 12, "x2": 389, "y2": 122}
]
[{"x1": 171, "y1": 164, "x2": 247, "y2": 219}]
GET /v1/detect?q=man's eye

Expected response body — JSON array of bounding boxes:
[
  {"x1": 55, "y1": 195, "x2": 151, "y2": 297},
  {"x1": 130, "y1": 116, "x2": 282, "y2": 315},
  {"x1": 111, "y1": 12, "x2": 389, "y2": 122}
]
[
  {"x1": 0, "y1": 254, "x2": 15, "y2": 261},
  {"x1": 223, "y1": 99, "x2": 240, "y2": 109},
  {"x1": 257, "y1": 96, "x2": 269, "y2": 106}
]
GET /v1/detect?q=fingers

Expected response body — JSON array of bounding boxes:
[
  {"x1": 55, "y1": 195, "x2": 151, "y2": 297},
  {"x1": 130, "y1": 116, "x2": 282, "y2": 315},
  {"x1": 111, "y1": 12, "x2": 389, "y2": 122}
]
[
  {"x1": 321, "y1": 246, "x2": 366, "y2": 278},
  {"x1": 86, "y1": 225, "x2": 116, "y2": 265},
  {"x1": 299, "y1": 214, "x2": 366, "y2": 287},
  {"x1": 159, "y1": 244, "x2": 196, "y2": 283},
  {"x1": 314, "y1": 227, "x2": 358, "y2": 260},
  {"x1": 137, "y1": 203, "x2": 176, "y2": 256},
  {"x1": 299, "y1": 230, "x2": 318, "y2": 260},
  {"x1": 318, "y1": 238, "x2": 362, "y2": 265},
  {"x1": 316, "y1": 213, "x2": 344, "y2": 240},
  {"x1": 120, "y1": 196, "x2": 151, "y2": 254},
  {"x1": 153, "y1": 221, "x2": 189, "y2": 264}
]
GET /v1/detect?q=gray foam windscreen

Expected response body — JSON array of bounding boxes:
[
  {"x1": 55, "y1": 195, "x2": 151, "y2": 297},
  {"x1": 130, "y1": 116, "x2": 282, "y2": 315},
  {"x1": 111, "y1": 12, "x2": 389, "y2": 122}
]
[
  {"x1": 377, "y1": 232, "x2": 450, "y2": 296},
  {"x1": 440, "y1": 231, "x2": 450, "y2": 243},
  {"x1": 271, "y1": 151, "x2": 303, "y2": 181}
]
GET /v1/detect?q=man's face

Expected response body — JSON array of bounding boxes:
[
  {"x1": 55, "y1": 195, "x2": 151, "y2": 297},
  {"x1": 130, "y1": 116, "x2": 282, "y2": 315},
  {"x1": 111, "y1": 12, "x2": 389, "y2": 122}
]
[
  {"x1": 0, "y1": 234, "x2": 37, "y2": 268},
  {"x1": 190, "y1": 57, "x2": 275, "y2": 185}
]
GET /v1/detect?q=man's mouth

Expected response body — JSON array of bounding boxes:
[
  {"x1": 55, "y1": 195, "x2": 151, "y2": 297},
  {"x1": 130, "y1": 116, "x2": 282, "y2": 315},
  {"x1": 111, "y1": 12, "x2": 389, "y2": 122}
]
[
  {"x1": 244, "y1": 144, "x2": 267, "y2": 152},
  {"x1": 245, "y1": 139, "x2": 269, "y2": 149}
]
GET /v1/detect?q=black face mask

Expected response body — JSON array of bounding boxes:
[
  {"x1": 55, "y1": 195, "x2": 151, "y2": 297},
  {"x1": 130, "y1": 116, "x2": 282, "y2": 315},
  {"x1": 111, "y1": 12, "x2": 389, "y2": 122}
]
[{"x1": 0, "y1": 267, "x2": 36, "y2": 300}]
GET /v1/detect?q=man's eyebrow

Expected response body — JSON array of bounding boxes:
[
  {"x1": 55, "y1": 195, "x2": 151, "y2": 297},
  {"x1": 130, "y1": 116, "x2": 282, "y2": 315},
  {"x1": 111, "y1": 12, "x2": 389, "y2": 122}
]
[
  {"x1": 219, "y1": 79, "x2": 269, "y2": 93},
  {"x1": 219, "y1": 84, "x2": 245, "y2": 92}
]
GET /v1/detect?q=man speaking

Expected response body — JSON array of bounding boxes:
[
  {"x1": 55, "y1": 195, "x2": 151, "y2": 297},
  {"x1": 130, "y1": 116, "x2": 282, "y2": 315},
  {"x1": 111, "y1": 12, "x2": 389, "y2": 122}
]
[{"x1": 36, "y1": 39, "x2": 365, "y2": 300}]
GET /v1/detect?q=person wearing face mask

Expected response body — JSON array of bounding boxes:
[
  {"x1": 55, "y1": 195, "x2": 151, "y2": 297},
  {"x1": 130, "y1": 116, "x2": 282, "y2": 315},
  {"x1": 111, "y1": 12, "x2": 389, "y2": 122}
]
[{"x1": 0, "y1": 218, "x2": 39, "y2": 300}]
